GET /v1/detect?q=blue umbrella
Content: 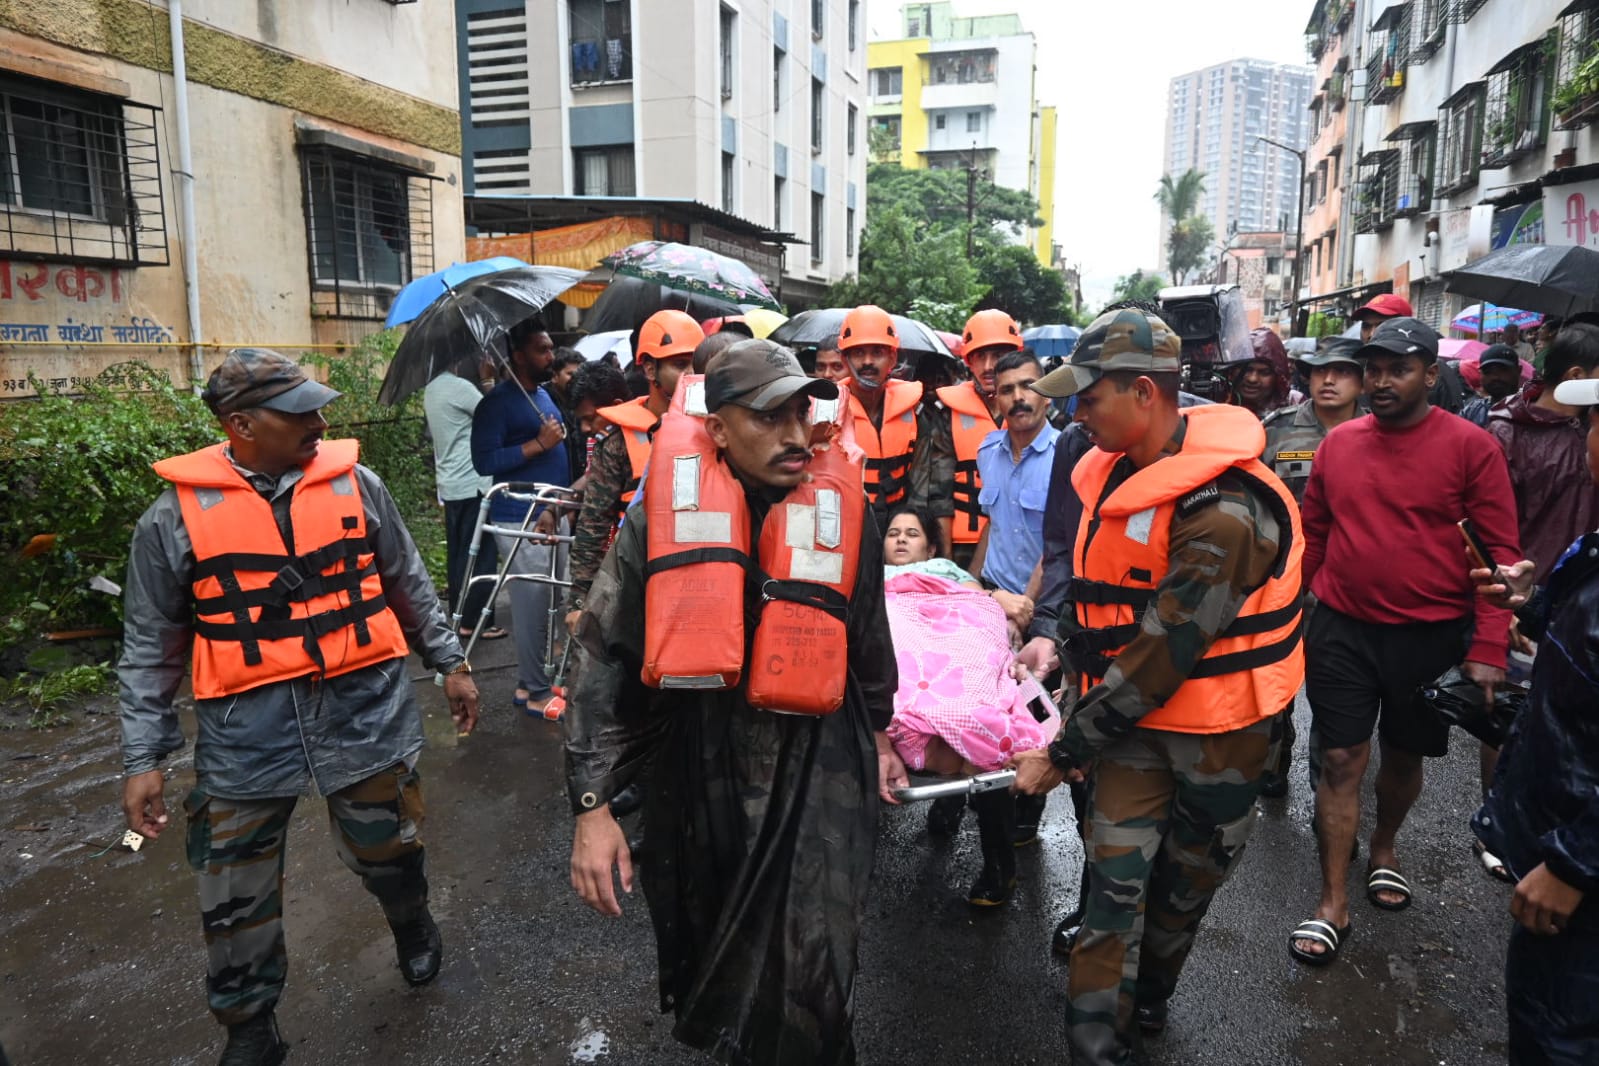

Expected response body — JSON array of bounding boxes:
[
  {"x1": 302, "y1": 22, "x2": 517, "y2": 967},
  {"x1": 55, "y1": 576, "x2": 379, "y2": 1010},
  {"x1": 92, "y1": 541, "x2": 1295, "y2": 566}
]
[
  {"x1": 385, "y1": 256, "x2": 532, "y2": 327},
  {"x1": 1021, "y1": 323, "x2": 1082, "y2": 357}
]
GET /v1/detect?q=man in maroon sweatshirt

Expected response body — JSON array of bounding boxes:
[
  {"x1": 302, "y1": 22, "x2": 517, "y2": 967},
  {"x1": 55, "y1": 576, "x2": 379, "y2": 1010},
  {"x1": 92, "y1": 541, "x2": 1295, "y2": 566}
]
[{"x1": 1289, "y1": 316, "x2": 1519, "y2": 966}]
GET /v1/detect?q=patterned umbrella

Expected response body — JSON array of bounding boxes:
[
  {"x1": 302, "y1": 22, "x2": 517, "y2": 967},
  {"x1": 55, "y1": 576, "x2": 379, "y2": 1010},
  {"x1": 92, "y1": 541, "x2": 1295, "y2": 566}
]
[
  {"x1": 601, "y1": 240, "x2": 782, "y2": 311},
  {"x1": 1449, "y1": 303, "x2": 1543, "y2": 336}
]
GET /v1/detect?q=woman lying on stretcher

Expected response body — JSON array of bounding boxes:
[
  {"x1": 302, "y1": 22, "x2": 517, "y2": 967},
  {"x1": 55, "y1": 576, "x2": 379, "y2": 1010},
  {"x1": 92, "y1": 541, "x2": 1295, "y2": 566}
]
[{"x1": 878, "y1": 505, "x2": 1058, "y2": 907}]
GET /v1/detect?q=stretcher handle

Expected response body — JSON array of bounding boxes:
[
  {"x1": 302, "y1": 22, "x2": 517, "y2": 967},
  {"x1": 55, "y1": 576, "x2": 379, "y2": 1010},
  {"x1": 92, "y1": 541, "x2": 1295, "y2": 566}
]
[{"x1": 891, "y1": 769, "x2": 1016, "y2": 803}]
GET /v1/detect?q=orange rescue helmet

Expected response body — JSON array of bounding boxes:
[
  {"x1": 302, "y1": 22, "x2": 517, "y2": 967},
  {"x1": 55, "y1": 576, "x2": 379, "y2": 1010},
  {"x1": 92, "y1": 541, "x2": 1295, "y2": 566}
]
[
  {"x1": 961, "y1": 308, "x2": 1024, "y2": 357},
  {"x1": 838, "y1": 305, "x2": 900, "y2": 352},
  {"x1": 637, "y1": 310, "x2": 706, "y2": 362}
]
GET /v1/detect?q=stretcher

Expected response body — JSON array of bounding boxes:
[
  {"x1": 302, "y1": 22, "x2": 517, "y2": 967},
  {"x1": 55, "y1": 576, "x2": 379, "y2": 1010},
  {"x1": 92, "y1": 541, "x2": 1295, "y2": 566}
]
[
  {"x1": 444, "y1": 481, "x2": 581, "y2": 682},
  {"x1": 892, "y1": 769, "x2": 1017, "y2": 803}
]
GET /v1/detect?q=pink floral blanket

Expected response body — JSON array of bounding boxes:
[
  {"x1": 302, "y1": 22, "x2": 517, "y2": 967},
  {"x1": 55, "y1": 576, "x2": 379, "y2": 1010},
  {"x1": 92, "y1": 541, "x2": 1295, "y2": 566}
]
[{"x1": 883, "y1": 572, "x2": 1058, "y2": 772}]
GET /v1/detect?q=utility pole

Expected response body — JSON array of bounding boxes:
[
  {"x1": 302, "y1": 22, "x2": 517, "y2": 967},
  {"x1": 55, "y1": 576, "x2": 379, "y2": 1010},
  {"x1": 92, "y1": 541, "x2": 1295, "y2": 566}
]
[
  {"x1": 1256, "y1": 135, "x2": 1307, "y2": 332},
  {"x1": 964, "y1": 141, "x2": 979, "y2": 260}
]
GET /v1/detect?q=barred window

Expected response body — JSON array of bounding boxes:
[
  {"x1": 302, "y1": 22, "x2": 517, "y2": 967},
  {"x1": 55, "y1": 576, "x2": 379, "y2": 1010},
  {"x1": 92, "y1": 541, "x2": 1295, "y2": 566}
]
[
  {"x1": 300, "y1": 146, "x2": 434, "y2": 320},
  {"x1": 1438, "y1": 82, "x2": 1485, "y2": 192},
  {"x1": 0, "y1": 74, "x2": 168, "y2": 266}
]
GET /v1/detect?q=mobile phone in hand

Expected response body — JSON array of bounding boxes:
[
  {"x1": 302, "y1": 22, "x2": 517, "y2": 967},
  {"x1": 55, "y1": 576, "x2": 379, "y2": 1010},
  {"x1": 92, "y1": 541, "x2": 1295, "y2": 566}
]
[{"x1": 1458, "y1": 518, "x2": 1498, "y2": 575}]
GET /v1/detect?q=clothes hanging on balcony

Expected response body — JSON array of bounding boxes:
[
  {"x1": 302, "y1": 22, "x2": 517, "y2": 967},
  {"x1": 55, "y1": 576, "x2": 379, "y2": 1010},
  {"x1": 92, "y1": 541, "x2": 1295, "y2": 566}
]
[
  {"x1": 571, "y1": 40, "x2": 600, "y2": 78},
  {"x1": 606, "y1": 39, "x2": 625, "y2": 80}
]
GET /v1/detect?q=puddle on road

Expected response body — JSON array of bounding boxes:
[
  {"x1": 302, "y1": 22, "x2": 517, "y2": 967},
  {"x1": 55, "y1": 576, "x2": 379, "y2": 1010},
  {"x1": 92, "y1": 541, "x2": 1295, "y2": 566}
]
[{"x1": 569, "y1": 1015, "x2": 609, "y2": 1062}]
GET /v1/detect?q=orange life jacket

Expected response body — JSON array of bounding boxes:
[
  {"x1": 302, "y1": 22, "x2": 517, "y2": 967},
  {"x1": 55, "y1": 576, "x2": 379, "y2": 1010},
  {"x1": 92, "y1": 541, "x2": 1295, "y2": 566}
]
[
  {"x1": 935, "y1": 382, "x2": 998, "y2": 545},
  {"x1": 846, "y1": 378, "x2": 922, "y2": 510},
  {"x1": 1066, "y1": 404, "x2": 1305, "y2": 734},
  {"x1": 596, "y1": 396, "x2": 657, "y2": 507},
  {"x1": 643, "y1": 376, "x2": 865, "y2": 714},
  {"x1": 153, "y1": 440, "x2": 410, "y2": 700}
]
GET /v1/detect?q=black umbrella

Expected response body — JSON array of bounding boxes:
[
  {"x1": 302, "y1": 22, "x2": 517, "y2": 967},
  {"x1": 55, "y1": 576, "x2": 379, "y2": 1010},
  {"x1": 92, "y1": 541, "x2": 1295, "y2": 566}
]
[
  {"x1": 580, "y1": 275, "x2": 745, "y2": 333},
  {"x1": 379, "y1": 265, "x2": 586, "y2": 405},
  {"x1": 768, "y1": 308, "x2": 955, "y2": 357},
  {"x1": 1444, "y1": 245, "x2": 1599, "y2": 318}
]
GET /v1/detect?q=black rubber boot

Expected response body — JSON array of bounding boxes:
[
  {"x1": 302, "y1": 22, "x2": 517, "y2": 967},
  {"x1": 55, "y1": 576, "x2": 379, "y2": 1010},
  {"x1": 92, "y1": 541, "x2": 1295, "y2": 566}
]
[
  {"x1": 1052, "y1": 857, "x2": 1092, "y2": 955},
  {"x1": 1012, "y1": 791, "x2": 1047, "y2": 846},
  {"x1": 390, "y1": 907, "x2": 443, "y2": 986},
  {"x1": 218, "y1": 1012, "x2": 287, "y2": 1066},
  {"x1": 927, "y1": 793, "x2": 966, "y2": 838},
  {"x1": 967, "y1": 791, "x2": 1018, "y2": 907}
]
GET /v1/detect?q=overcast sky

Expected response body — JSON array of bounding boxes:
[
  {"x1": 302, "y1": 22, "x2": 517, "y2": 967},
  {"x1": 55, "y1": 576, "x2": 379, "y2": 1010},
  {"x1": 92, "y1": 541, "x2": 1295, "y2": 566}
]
[{"x1": 868, "y1": 0, "x2": 1314, "y2": 310}]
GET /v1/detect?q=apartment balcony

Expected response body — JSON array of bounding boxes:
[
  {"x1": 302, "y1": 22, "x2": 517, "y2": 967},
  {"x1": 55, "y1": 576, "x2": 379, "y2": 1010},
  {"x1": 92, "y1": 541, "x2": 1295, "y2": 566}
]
[{"x1": 919, "y1": 79, "x2": 999, "y2": 112}]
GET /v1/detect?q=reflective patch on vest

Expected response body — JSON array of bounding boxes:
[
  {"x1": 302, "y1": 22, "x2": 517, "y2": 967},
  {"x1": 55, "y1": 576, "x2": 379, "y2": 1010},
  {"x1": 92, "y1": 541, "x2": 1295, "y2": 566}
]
[
  {"x1": 194, "y1": 487, "x2": 225, "y2": 511},
  {"x1": 330, "y1": 473, "x2": 354, "y2": 497},
  {"x1": 1126, "y1": 507, "x2": 1156, "y2": 545},
  {"x1": 785, "y1": 504, "x2": 817, "y2": 549},
  {"x1": 812, "y1": 397, "x2": 840, "y2": 425},
  {"x1": 1176, "y1": 482, "x2": 1222, "y2": 518},
  {"x1": 815, "y1": 489, "x2": 842, "y2": 548},
  {"x1": 676, "y1": 510, "x2": 732, "y2": 544},
  {"x1": 672, "y1": 454, "x2": 701, "y2": 510},
  {"x1": 901, "y1": 410, "x2": 914, "y2": 423},
  {"x1": 686, "y1": 381, "x2": 708, "y2": 417},
  {"x1": 959, "y1": 414, "x2": 976, "y2": 431},
  {"x1": 630, "y1": 430, "x2": 650, "y2": 445},
  {"x1": 790, "y1": 548, "x2": 845, "y2": 584}
]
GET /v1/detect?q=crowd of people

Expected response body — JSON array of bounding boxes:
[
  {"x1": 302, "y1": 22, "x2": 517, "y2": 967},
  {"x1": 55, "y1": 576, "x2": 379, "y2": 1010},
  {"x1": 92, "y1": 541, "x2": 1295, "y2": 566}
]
[{"x1": 114, "y1": 288, "x2": 1599, "y2": 1066}]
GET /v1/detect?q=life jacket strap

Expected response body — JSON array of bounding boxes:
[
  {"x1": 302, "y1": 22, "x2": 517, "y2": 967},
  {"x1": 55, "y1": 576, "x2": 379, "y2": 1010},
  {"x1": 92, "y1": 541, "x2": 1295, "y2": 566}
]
[
  {"x1": 193, "y1": 593, "x2": 392, "y2": 654},
  {"x1": 644, "y1": 546, "x2": 754, "y2": 578},
  {"x1": 759, "y1": 577, "x2": 850, "y2": 622}
]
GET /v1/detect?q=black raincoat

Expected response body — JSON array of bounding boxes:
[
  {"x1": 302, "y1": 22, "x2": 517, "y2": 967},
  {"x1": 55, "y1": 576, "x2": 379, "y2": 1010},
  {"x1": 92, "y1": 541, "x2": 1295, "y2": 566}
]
[
  {"x1": 564, "y1": 490, "x2": 897, "y2": 1065},
  {"x1": 1474, "y1": 532, "x2": 1599, "y2": 930}
]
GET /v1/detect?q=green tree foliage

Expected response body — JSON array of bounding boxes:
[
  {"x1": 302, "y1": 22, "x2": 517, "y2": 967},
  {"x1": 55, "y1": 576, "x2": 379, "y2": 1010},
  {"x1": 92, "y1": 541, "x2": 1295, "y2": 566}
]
[
  {"x1": 1155, "y1": 168, "x2": 1212, "y2": 283},
  {"x1": 1110, "y1": 269, "x2": 1167, "y2": 306},
  {"x1": 866, "y1": 163, "x2": 1043, "y2": 236},
  {"x1": 828, "y1": 204, "x2": 982, "y2": 323},
  {"x1": 973, "y1": 243, "x2": 1069, "y2": 326}
]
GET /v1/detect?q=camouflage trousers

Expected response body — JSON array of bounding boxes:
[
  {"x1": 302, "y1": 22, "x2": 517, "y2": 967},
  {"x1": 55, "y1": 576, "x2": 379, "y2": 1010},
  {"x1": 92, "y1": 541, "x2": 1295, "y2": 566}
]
[
  {"x1": 184, "y1": 764, "x2": 428, "y2": 1025},
  {"x1": 1066, "y1": 715, "x2": 1274, "y2": 1065}
]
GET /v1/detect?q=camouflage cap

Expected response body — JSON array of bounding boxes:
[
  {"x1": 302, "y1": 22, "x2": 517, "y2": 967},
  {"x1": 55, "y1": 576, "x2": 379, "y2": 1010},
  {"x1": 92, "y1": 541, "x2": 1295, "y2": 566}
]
[
  {"x1": 1296, "y1": 336, "x2": 1363, "y2": 368},
  {"x1": 202, "y1": 347, "x2": 340, "y2": 417},
  {"x1": 704, "y1": 338, "x2": 838, "y2": 412},
  {"x1": 1030, "y1": 308, "x2": 1181, "y2": 398}
]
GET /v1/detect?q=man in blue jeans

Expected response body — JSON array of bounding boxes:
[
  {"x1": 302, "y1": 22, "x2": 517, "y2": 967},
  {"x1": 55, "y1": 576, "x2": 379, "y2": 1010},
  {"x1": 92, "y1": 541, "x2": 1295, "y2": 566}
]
[{"x1": 471, "y1": 322, "x2": 571, "y2": 713}]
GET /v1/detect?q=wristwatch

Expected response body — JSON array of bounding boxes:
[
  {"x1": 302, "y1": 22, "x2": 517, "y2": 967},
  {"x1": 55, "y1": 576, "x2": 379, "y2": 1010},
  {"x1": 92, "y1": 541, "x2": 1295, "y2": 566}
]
[{"x1": 444, "y1": 659, "x2": 472, "y2": 676}]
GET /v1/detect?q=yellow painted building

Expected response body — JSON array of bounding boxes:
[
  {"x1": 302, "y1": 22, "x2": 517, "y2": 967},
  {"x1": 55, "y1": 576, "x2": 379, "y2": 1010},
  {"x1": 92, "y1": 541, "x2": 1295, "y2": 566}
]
[{"x1": 866, "y1": 25, "x2": 1055, "y2": 267}]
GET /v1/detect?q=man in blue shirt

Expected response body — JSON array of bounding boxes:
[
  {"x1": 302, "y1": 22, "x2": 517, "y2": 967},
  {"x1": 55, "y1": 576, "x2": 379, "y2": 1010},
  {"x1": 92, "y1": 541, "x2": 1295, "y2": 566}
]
[
  {"x1": 471, "y1": 322, "x2": 571, "y2": 713},
  {"x1": 974, "y1": 350, "x2": 1060, "y2": 610}
]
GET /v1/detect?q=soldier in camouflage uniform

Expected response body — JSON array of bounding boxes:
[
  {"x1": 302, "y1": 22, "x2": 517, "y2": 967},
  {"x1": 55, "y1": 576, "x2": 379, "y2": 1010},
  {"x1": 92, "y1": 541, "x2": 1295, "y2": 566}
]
[
  {"x1": 564, "y1": 311, "x2": 703, "y2": 628},
  {"x1": 119, "y1": 349, "x2": 478, "y2": 1066},
  {"x1": 1257, "y1": 336, "x2": 1364, "y2": 796},
  {"x1": 1011, "y1": 311, "x2": 1304, "y2": 1066}
]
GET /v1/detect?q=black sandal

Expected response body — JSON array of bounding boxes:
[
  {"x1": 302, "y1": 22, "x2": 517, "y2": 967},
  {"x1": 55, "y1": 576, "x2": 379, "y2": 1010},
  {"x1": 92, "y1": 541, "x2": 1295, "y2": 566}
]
[
  {"x1": 1288, "y1": 918, "x2": 1351, "y2": 966},
  {"x1": 1366, "y1": 866, "x2": 1413, "y2": 911}
]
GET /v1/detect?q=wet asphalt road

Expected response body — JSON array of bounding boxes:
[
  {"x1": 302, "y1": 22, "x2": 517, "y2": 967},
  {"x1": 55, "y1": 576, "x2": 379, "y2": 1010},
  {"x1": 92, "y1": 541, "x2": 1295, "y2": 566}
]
[{"x1": 1, "y1": 638, "x2": 1513, "y2": 1066}]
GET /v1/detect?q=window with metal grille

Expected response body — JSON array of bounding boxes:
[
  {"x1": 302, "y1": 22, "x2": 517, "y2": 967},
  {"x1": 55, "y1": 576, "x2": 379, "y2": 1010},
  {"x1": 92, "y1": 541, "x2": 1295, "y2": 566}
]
[
  {"x1": 1482, "y1": 40, "x2": 1551, "y2": 169},
  {"x1": 1353, "y1": 150, "x2": 1398, "y2": 232},
  {"x1": 846, "y1": 205, "x2": 855, "y2": 257},
  {"x1": 811, "y1": 78, "x2": 824, "y2": 152},
  {"x1": 1386, "y1": 122, "x2": 1435, "y2": 217},
  {"x1": 1410, "y1": 0, "x2": 1447, "y2": 64},
  {"x1": 1555, "y1": 1, "x2": 1599, "y2": 128},
  {"x1": 871, "y1": 67, "x2": 902, "y2": 99},
  {"x1": 1437, "y1": 82, "x2": 1485, "y2": 192},
  {"x1": 0, "y1": 74, "x2": 168, "y2": 267},
  {"x1": 1449, "y1": 0, "x2": 1488, "y2": 22},
  {"x1": 721, "y1": 151, "x2": 735, "y2": 214},
  {"x1": 301, "y1": 146, "x2": 433, "y2": 320},
  {"x1": 1367, "y1": 4, "x2": 1411, "y2": 105},
  {"x1": 847, "y1": 104, "x2": 857, "y2": 154},
  {"x1": 774, "y1": 175, "x2": 785, "y2": 230},
  {"x1": 572, "y1": 145, "x2": 636, "y2": 196},
  {"x1": 810, "y1": 192, "x2": 823, "y2": 263},
  {"x1": 569, "y1": 0, "x2": 632, "y2": 86},
  {"x1": 720, "y1": 6, "x2": 736, "y2": 101}
]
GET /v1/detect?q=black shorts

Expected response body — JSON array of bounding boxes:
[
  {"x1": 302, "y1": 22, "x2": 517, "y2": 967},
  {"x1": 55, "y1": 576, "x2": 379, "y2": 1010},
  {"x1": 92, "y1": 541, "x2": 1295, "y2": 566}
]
[{"x1": 1306, "y1": 604, "x2": 1471, "y2": 757}]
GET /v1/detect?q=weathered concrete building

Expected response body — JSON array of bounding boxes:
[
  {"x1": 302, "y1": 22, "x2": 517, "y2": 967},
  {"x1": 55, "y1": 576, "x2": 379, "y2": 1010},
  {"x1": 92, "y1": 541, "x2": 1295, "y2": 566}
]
[{"x1": 0, "y1": 0, "x2": 465, "y2": 398}]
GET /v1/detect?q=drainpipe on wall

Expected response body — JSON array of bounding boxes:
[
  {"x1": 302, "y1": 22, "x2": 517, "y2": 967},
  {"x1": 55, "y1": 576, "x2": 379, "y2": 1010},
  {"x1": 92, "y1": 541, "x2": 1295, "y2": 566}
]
[
  {"x1": 1337, "y1": 0, "x2": 1367, "y2": 291},
  {"x1": 168, "y1": 0, "x2": 206, "y2": 391}
]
